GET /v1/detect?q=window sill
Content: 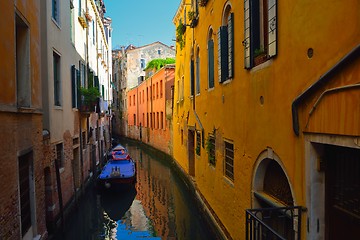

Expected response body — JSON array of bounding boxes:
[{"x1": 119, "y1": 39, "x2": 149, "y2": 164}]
[
  {"x1": 251, "y1": 58, "x2": 273, "y2": 72},
  {"x1": 223, "y1": 176, "x2": 234, "y2": 187},
  {"x1": 51, "y1": 18, "x2": 61, "y2": 29}
]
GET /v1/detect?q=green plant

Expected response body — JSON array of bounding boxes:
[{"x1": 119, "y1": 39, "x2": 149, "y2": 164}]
[
  {"x1": 198, "y1": 0, "x2": 209, "y2": 7},
  {"x1": 206, "y1": 137, "x2": 216, "y2": 165},
  {"x1": 188, "y1": 11, "x2": 197, "y2": 21},
  {"x1": 145, "y1": 58, "x2": 175, "y2": 71},
  {"x1": 254, "y1": 47, "x2": 266, "y2": 57},
  {"x1": 80, "y1": 86, "x2": 100, "y2": 105},
  {"x1": 176, "y1": 21, "x2": 186, "y2": 49}
]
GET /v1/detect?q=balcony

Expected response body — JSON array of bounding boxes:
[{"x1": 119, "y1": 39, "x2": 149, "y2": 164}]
[{"x1": 245, "y1": 206, "x2": 303, "y2": 240}]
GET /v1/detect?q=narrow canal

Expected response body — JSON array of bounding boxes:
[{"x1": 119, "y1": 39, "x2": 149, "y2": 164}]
[{"x1": 53, "y1": 139, "x2": 220, "y2": 240}]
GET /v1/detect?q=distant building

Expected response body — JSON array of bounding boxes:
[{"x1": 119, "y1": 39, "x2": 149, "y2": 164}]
[
  {"x1": 127, "y1": 65, "x2": 175, "y2": 155},
  {"x1": 112, "y1": 42, "x2": 175, "y2": 137},
  {"x1": 0, "y1": 0, "x2": 47, "y2": 239}
]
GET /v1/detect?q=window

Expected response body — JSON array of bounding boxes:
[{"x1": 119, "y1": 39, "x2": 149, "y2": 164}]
[
  {"x1": 79, "y1": 61, "x2": 85, "y2": 87},
  {"x1": 156, "y1": 82, "x2": 159, "y2": 98},
  {"x1": 207, "y1": 135, "x2": 216, "y2": 166},
  {"x1": 56, "y1": 143, "x2": 64, "y2": 168},
  {"x1": 224, "y1": 141, "x2": 234, "y2": 181},
  {"x1": 70, "y1": 2, "x2": 75, "y2": 43},
  {"x1": 18, "y1": 151, "x2": 33, "y2": 236},
  {"x1": 129, "y1": 96, "x2": 131, "y2": 106},
  {"x1": 16, "y1": 14, "x2": 30, "y2": 107},
  {"x1": 160, "y1": 80, "x2": 163, "y2": 98},
  {"x1": 196, "y1": 47, "x2": 200, "y2": 94},
  {"x1": 78, "y1": 0, "x2": 82, "y2": 17},
  {"x1": 156, "y1": 112, "x2": 159, "y2": 129},
  {"x1": 160, "y1": 112, "x2": 163, "y2": 129},
  {"x1": 196, "y1": 131, "x2": 201, "y2": 156},
  {"x1": 153, "y1": 84, "x2": 155, "y2": 99},
  {"x1": 53, "y1": 51, "x2": 61, "y2": 106},
  {"x1": 157, "y1": 49, "x2": 161, "y2": 55},
  {"x1": 208, "y1": 28, "x2": 215, "y2": 89},
  {"x1": 71, "y1": 65, "x2": 79, "y2": 108},
  {"x1": 52, "y1": 0, "x2": 60, "y2": 23},
  {"x1": 92, "y1": 20, "x2": 95, "y2": 45},
  {"x1": 244, "y1": 0, "x2": 277, "y2": 68},
  {"x1": 190, "y1": 59, "x2": 195, "y2": 96},
  {"x1": 133, "y1": 114, "x2": 136, "y2": 125},
  {"x1": 140, "y1": 58, "x2": 146, "y2": 69},
  {"x1": 218, "y1": 8, "x2": 234, "y2": 82}
]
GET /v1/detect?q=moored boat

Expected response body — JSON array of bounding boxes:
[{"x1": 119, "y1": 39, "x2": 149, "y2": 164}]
[{"x1": 98, "y1": 144, "x2": 136, "y2": 189}]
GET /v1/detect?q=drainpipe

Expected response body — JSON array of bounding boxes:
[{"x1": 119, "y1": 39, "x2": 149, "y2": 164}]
[{"x1": 291, "y1": 44, "x2": 360, "y2": 136}]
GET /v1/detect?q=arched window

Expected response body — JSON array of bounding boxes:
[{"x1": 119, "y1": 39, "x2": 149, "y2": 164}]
[
  {"x1": 218, "y1": 4, "x2": 234, "y2": 83},
  {"x1": 244, "y1": 0, "x2": 277, "y2": 68},
  {"x1": 207, "y1": 28, "x2": 215, "y2": 89},
  {"x1": 195, "y1": 46, "x2": 200, "y2": 94}
]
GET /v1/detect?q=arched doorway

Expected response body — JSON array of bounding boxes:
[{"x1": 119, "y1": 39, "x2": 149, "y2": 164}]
[{"x1": 246, "y1": 148, "x2": 302, "y2": 240}]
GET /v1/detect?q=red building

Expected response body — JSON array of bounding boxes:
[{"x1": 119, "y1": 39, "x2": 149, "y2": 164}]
[{"x1": 127, "y1": 65, "x2": 175, "y2": 155}]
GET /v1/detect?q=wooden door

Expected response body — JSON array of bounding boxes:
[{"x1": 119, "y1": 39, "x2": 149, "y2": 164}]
[{"x1": 325, "y1": 145, "x2": 360, "y2": 240}]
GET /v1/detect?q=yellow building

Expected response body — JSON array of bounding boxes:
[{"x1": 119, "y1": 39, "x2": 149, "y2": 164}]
[{"x1": 173, "y1": 0, "x2": 360, "y2": 239}]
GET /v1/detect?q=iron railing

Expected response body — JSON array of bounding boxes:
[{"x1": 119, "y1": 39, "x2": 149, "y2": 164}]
[{"x1": 246, "y1": 206, "x2": 303, "y2": 240}]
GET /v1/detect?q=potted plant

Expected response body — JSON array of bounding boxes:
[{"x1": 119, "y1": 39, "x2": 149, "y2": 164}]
[
  {"x1": 199, "y1": 0, "x2": 209, "y2": 7},
  {"x1": 188, "y1": 11, "x2": 198, "y2": 28},
  {"x1": 176, "y1": 21, "x2": 186, "y2": 49},
  {"x1": 253, "y1": 47, "x2": 267, "y2": 65},
  {"x1": 79, "y1": 87, "x2": 100, "y2": 112}
]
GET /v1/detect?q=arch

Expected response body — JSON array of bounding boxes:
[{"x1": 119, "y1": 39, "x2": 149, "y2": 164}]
[
  {"x1": 252, "y1": 148, "x2": 296, "y2": 208},
  {"x1": 221, "y1": 1, "x2": 233, "y2": 26}
]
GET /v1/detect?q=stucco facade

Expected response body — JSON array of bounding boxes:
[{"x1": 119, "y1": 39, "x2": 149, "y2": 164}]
[
  {"x1": 127, "y1": 66, "x2": 175, "y2": 155},
  {"x1": 173, "y1": 0, "x2": 360, "y2": 239},
  {"x1": 40, "y1": 0, "x2": 113, "y2": 234},
  {"x1": 0, "y1": 0, "x2": 47, "y2": 239}
]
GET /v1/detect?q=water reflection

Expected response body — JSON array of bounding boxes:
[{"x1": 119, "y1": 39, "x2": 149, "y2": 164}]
[{"x1": 53, "y1": 140, "x2": 218, "y2": 240}]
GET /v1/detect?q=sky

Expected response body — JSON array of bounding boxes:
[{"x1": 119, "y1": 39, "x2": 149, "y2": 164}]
[{"x1": 104, "y1": 0, "x2": 181, "y2": 49}]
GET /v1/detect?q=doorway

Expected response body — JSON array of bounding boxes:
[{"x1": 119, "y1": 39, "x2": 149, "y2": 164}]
[{"x1": 325, "y1": 145, "x2": 360, "y2": 239}]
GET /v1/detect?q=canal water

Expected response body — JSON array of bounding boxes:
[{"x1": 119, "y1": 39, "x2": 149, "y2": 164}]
[{"x1": 53, "y1": 139, "x2": 220, "y2": 240}]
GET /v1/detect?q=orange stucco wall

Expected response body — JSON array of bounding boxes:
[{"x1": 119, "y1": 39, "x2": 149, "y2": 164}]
[{"x1": 127, "y1": 67, "x2": 174, "y2": 155}]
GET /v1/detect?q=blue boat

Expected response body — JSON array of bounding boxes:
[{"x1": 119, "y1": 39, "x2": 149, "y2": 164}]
[{"x1": 98, "y1": 144, "x2": 136, "y2": 188}]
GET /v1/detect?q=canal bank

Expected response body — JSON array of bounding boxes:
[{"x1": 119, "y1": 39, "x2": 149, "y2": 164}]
[{"x1": 118, "y1": 136, "x2": 231, "y2": 240}]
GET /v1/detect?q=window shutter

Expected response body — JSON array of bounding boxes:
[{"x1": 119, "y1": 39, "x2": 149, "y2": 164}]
[
  {"x1": 268, "y1": 0, "x2": 277, "y2": 57},
  {"x1": 71, "y1": 65, "x2": 76, "y2": 108},
  {"x1": 208, "y1": 39, "x2": 214, "y2": 89},
  {"x1": 217, "y1": 28, "x2": 222, "y2": 82},
  {"x1": 76, "y1": 68, "x2": 80, "y2": 108},
  {"x1": 218, "y1": 26, "x2": 228, "y2": 83},
  {"x1": 196, "y1": 55, "x2": 200, "y2": 94},
  {"x1": 228, "y1": 13, "x2": 234, "y2": 78},
  {"x1": 244, "y1": 0, "x2": 251, "y2": 68},
  {"x1": 190, "y1": 60, "x2": 195, "y2": 96}
]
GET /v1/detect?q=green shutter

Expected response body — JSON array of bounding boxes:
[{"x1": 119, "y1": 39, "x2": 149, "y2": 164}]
[
  {"x1": 244, "y1": 0, "x2": 251, "y2": 68},
  {"x1": 71, "y1": 65, "x2": 76, "y2": 108},
  {"x1": 217, "y1": 28, "x2": 222, "y2": 82},
  {"x1": 196, "y1": 55, "x2": 200, "y2": 94},
  {"x1": 76, "y1": 68, "x2": 80, "y2": 108},
  {"x1": 218, "y1": 26, "x2": 228, "y2": 83},
  {"x1": 190, "y1": 60, "x2": 195, "y2": 96},
  {"x1": 208, "y1": 39, "x2": 214, "y2": 89},
  {"x1": 228, "y1": 13, "x2": 234, "y2": 78},
  {"x1": 268, "y1": 0, "x2": 277, "y2": 57}
]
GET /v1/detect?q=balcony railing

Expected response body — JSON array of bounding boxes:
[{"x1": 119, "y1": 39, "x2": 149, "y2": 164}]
[{"x1": 246, "y1": 206, "x2": 303, "y2": 240}]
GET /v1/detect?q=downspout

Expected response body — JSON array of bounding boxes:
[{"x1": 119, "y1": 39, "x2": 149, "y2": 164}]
[
  {"x1": 291, "y1": 44, "x2": 360, "y2": 136},
  {"x1": 190, "y1": 3, "x2": 205, "y2": 145}
]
